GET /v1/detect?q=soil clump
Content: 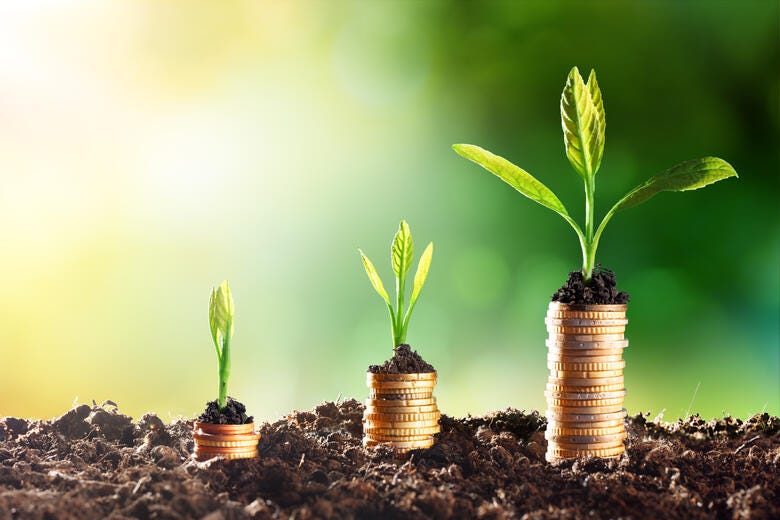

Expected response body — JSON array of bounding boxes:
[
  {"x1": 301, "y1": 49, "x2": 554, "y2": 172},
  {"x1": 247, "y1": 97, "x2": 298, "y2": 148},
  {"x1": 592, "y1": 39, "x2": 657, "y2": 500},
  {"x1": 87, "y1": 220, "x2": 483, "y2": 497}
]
[
  {"x1": 552, "y1": 266, "x2": 630, "y2": 304},
  {"x1": 197, "y1": 397, "x2": 253, "y2": 425},
  {"x1": 368, "y1": 344, "x2": 436, "y2": 374}
]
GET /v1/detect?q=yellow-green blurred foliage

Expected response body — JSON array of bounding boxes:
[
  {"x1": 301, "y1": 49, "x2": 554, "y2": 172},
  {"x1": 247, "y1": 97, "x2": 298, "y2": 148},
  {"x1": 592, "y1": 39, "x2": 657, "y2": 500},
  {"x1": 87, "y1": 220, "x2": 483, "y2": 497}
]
[{"x1": 0, "y1": 1, "x2": 777, "y2": 421}]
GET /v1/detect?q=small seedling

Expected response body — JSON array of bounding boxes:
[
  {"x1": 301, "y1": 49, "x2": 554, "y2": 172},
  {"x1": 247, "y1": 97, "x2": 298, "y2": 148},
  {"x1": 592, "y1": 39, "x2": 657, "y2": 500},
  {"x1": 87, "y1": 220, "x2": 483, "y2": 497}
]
[
  {"x1": 360, "y1": 220, "x2": 433, "y2": 348},
  {"x1": 454, "y1": 67, "x2": 738, "y2": 282},
  {"x1": 209, "y1": 280, "x2": 234, "y2": 410}
]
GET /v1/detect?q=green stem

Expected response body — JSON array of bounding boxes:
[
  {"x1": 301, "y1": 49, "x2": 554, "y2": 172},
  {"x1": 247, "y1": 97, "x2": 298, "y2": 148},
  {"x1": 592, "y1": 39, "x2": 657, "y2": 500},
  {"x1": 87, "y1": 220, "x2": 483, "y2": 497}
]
[
  {"x1": 395, "y1": 274, "x2": 406, "y2": 346},
  {"x1": 217, "y1": 319, "x2": 232, "y2": 410},
  {"x1": 582, "y1": 176, "x2": 596, "y2": 282}
]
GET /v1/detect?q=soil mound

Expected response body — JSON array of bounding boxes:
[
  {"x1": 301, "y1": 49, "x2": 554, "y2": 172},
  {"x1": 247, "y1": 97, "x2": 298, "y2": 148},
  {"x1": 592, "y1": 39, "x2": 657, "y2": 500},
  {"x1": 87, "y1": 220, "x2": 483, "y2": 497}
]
[
  {"x1": 197, "y1": 397, "x2": 253, "y2": 424},
  {"x1": 552, "y1": 266, "x2": 630, "y2": 304},
  {"x1": 368, "y1": 344, "x2": 436, "y2": 374},
  {"x1": 0, "y1": 401, "x2": 777, "y2": 518}
]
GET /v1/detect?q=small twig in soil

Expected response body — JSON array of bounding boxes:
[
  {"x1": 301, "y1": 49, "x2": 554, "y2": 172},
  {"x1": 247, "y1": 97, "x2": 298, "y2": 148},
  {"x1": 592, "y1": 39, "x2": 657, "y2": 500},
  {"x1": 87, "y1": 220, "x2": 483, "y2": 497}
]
[
  {"x1": 298, "y1": 453, "x2": 306, "y2": 468},
  {"x1": 734, "y1": 435, "x2": 761, "y2": 454}
]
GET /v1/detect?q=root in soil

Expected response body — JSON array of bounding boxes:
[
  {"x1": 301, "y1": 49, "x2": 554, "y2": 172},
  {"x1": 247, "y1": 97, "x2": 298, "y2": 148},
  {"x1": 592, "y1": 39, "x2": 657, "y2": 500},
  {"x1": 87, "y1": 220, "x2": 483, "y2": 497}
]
[
  {"x1": 0, "y1": 401, "x2": 777, "y2": 519},
  {"x1": 197, "y1": 397, "x2": 254, "y2": 425}
]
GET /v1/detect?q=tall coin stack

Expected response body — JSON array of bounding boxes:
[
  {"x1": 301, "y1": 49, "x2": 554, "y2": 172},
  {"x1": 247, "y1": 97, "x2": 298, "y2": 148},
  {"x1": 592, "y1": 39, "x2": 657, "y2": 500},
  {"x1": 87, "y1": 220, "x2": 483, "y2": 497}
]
[
  {"x1": 544, "y1": 302, "x2": 628, "y2": 462},
  {"x1": 363, "y1": 371, "x2": 441, "y2": 453}
]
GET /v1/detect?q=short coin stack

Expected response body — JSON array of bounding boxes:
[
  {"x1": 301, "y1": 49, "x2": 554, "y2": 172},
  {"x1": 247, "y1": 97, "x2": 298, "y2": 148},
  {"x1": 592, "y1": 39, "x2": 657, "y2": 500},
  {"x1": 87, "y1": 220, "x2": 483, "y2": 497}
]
[
  {"x1": 193, "y1": 422, "x2": 260, "y2": 461},
  {"x1": 545, "y1": 302, "x2": 628, "y2": 462},
  {"x1": 363, "y1": 371, "x2": 441, "y2": 453}
]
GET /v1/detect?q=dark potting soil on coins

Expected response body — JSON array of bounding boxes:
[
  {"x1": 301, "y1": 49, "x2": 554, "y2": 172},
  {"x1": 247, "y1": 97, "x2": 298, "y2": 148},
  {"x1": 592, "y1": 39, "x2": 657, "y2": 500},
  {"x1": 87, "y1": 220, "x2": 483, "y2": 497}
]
[
  {"x1": 552, "y1": 266, "x2": 630, "y2": 304},
  {"x1": 368, "y1": 344, "x2": 436, "y2": 374},
  {"x1": 0, "y1": 401, "x2": 777, "y2": 518},
  {"x1": 197, "y1": 396, "x2": 253, "y2": 425}
]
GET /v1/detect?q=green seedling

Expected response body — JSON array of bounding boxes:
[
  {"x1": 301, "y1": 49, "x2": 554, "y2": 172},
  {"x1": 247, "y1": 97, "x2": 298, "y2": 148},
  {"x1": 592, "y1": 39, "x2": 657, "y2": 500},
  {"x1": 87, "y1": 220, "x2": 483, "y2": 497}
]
[
  {"x1": 360, "y1": 220, "x2": 433, "y2": 348},
  {"x1": 209, "y1": 280, "x2": 234, "y2": 410},
  {"x1": 454, "y1": 67, "x2": 738, "y2": 283}
]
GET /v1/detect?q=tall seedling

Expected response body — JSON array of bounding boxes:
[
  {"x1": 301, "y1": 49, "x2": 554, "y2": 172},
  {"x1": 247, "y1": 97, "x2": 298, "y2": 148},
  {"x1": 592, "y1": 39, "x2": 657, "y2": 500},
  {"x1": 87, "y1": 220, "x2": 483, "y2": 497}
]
[
  {"x1": 360, "y1": 221, "x2": 433, "y2": 348},
  {"x1": 209, "y1": 281, "x2": 234, "y2": 410},
  {"x1": 454, "y1": 67, "x2": 737, "y2": 282}
]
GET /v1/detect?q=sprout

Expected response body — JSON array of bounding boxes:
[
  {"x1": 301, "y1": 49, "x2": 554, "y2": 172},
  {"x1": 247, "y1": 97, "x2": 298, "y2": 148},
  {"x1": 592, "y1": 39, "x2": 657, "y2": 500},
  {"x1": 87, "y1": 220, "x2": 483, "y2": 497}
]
[
  {"x1": 209, "y1": 280, "x2": 234, "y2": 410},
  {"x1": 360, "y1": 220, "x2": 433, "y2": 348},
  {"x1": 454, "y1": 67, "x2": 738, "y2": 283}
]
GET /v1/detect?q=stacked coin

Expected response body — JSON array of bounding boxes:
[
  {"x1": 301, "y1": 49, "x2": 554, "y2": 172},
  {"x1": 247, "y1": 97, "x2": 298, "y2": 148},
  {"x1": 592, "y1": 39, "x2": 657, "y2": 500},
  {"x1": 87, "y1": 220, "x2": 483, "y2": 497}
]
[
  {"x1": 193, "y1": 422, "x2": 260, "y2": 461},
  {"x1": 545, "y1": 302, "x2": 628, "y2": 462},
  {"x1": 363, "y1": 371, "x2": 441, "y2": 452}
]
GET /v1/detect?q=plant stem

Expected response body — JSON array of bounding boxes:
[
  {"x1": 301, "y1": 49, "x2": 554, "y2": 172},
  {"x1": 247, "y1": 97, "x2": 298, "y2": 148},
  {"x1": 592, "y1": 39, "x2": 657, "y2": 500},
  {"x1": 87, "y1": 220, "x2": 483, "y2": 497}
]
[
  {"x1": 217, "y1": 320, "x2": 231, "y2": 410},
  {"x1": 582, "y1": 176, "x2": 596, "y2": 282},
  {"x1": 395, "y1": 274, "x2": 405, "y2": 346}
]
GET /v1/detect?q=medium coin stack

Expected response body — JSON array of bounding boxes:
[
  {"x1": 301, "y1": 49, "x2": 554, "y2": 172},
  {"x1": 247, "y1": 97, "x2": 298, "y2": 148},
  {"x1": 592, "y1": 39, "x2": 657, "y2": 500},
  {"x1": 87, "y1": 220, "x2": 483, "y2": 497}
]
[
  {"x1": 363, "y1": 371, "x2": 441, "y2": 452},
  {"x1": 545, "y1": 302, "x2": 628, "y2": 462},
  {"x1": 193, "y1": 422, "x2": 261, "y2": 461}
]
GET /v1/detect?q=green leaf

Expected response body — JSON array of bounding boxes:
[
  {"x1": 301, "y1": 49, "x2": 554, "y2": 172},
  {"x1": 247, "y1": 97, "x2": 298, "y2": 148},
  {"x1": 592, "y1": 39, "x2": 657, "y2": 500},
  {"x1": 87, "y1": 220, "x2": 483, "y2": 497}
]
[
  {"x1": 359, "y1": 250, "x2": 390, "y2": 304},
  {"x1": 391, "y1": 220, "x2": 414, "y2": 279},
  {"x1": 452, "y1": 144, "x2": 571, "y2": 219},
  {"x1": 209, "y1": 280, "x2": 234, "y2": 358},
  {"x1": 409, "y1": 242, "x2": 433, "y2": 308},
  {"x1": 560, "y1": 67, "x2": 604, "y2": 178},
  {"x1": 611, "y1": 157, "x2": 738, "y2": 212}
]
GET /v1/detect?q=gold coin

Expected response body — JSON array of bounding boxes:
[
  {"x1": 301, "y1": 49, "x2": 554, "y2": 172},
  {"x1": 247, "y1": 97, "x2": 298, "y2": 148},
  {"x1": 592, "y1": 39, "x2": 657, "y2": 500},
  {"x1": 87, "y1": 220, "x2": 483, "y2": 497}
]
[
  {"x1": 370, "y1": 392, "x2": 433, "y2": 401},
  {"x1": 546, "y1": 431, "x2": 626, "y2": 443},
  {"x1": 547, "y1": 324, "x2": 626, "y2": 334},
  {"x1": 194, "y1": 422, "x2": 256, "y2": 435},
  {"x1": 544, "y1": 389, "x2": 626, "y2": 400},
  {"x1": 548, "y1": 333, "x2": 624, "y2": 342},
  {"x1": 547, "y1": 310, "x2": 626, "y2": 320},
  {"x1": 194, "y1": 449, "x2": 259, "y2": 461},
  {"x1": 363, "y1": 410, "x2": 440, "y2": 421},
  {"x1": 363, "y1": 419, "x2": 440, "y2": 429},
  {"x1": 366, "y1": 372, "x2": 437, "y2": 383},
  {"x1": 547, "y1": 352, "x2": 623, "y2": 362},
  {"x1": 548, "y1": 419, "x2": 625, "y2": 430},
  {"x1": 550, "y1": 369, "x2": 623, "y2": 379},
  {"x1": 548, "y1": 360, "x2": 626, "y2": 371},
  {"x1": 365, "y1": 397, "x2": 436, "y2": 407},
  {"x1": 546, "y1": 376, "x2": 624, "y2": 387},
  {"x1": 363, "y1": 438, "x2": 435, "y2": 449},
  {"x1": 192, "y1": 432, "x2": 261, "y2": 442},
  {"x1": 548, "y1": 302, "x2": 628, "y2": 312},
  {"x1": 546, "y1": 338, "x2": 629, "y2": 348},
  {"x1": 194, "y1": 445, "x2": 259, "y2": 455},
  {"x1": 365, "y1": 432, "x2": 435, "y2": 442},
  {"x1": 193, "y1": 436, "x2": 261, "y2": 448},
  {"x1": 546, "y1": 397, "x2": 624, "y2": 408},
  {"x1": 363, "y1": 425, "x2": 441, "y2": 436},
  {"x1": 545, "y1": 318, "x2": 628, "y2": 327},
  {"x1": 546, "y1": 424, "x2": 625, "y2": 436},
  {"x1": 546, "y1": 409, "x2": 626, "y2": 422},
  {"x1": 546, "y1": 383, "x2": 624, "y2": 394},
  {"x1": 547, "y1": 404, "x2": 624, "y2": 414},
  {"x1": 364, "y1": 404, "x2": 439, "y2": 414},
  {"x1": 370, "y1": 379, "x2": 437, "y2": 389},
  {"x1": 549, "y1": 437, "x2": 626, "y2": 449},
  {"x1": 547, "y1": 349, "x2": 626, "y2": 359},
  {"x1": 546, "y1": 445, "x2": 625, "y2": 458}
]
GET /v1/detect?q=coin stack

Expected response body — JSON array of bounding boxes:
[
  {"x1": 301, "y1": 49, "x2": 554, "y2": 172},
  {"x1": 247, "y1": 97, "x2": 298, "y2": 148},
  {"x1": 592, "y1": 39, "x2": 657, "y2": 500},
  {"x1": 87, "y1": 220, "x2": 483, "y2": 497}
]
[
  {"x1": 363, "y1": 371, "x2": 441, "y2": 453},
  {"x1": 544, "y1": 302, "x2": 628, "y2": 462},
  {"x1": 193, "y1": 422, "x2": 261, "y2": 461}
]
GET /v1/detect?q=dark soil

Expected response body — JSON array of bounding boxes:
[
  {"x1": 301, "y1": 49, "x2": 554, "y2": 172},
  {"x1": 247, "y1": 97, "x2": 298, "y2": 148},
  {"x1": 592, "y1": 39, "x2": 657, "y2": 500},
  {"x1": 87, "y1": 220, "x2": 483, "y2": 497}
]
[
  {"x1": 368, "y1": 344, "x2": 436, "y2": 374},
  {"x1": 552, "y1": 266, "x2": 630, "y2": 304},
  {"x1": 197, "y1": 397, "x2": 253, "y2": 425},
  {"x1": 1, "y1": 401, "x2": 777, "y2": 519}
]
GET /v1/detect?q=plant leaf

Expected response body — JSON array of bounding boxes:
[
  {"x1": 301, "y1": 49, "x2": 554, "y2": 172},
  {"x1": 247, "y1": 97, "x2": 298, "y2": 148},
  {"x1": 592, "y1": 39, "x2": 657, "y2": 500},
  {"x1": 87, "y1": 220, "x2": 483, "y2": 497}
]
[
  {"x1": 611, "y1": 157, "x2": 738, "y2": 212},
  {"x1": 409, "y1": 242, "x2": 433, "y2": 307},
  {"x1": 209, "y1": 280, "x2": 234, "y2": 357},
  {"x1": 359, "y1": 250, "x2": 390, "y2": 305},
  {"x1": 561, "y1": 66, "x2": 603, "y2": 178},
  {"x1": 587, "y1": 69, "x2": 605, "y2": 174},
  {"x1": 391, "y1": 220, "x2": 414, "y2": 279},
  {"x1": 453, "y1": 144, "x2": 571, "y2": 218}
]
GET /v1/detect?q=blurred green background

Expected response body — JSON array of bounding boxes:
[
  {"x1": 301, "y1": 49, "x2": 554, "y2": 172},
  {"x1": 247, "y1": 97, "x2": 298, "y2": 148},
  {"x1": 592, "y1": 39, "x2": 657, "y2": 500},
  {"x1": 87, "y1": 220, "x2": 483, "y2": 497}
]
[{"x1": 0, "y1": 1, "x2": 777, "y2": 422}]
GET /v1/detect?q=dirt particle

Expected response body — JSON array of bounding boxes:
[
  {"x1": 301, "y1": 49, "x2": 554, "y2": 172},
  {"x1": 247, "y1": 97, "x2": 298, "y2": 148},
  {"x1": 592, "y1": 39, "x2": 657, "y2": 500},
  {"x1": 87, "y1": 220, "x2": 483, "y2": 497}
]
[{"x1": 197, "y1": 397, "x2": 253, "y2": 425}]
